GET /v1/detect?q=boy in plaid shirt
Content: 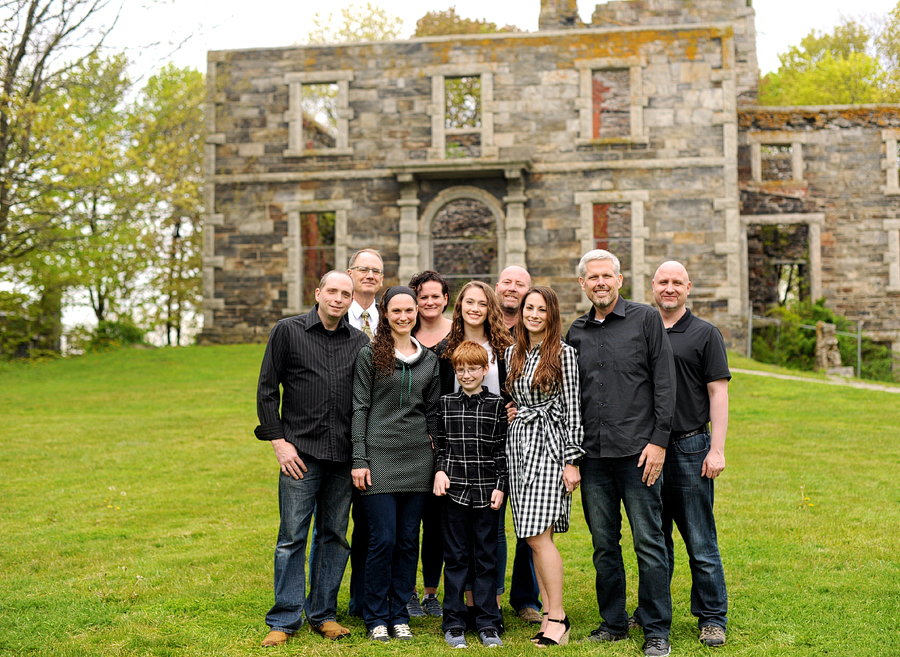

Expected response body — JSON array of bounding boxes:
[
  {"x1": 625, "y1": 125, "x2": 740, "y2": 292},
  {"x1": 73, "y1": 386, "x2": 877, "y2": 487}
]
[{"x1": 433, "y1": 341, "x2": 508, "y2": 648}]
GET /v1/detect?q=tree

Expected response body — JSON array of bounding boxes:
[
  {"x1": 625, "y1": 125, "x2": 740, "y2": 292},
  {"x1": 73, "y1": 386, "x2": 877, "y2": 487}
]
[
  {"x1": 759, "y1": 16, "x2": 897, "y2": 105},
  {"x1": 306, "y1": 3, "x2": 403, "y2": 44},
  {"x1": 131, "y1": 64, "x2": 205, "y2": 346},
  {"x1": 414, "y1": 7, "x2": 521, "y2": 37},
  {"x1": 0, "y1": 0, "x2": 121, "y2": 266}
]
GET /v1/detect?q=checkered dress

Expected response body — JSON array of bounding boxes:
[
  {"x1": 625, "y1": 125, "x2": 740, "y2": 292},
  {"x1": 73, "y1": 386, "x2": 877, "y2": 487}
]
[{"x1": 504, "y1": 340, "x2": 585, "y2": 538}]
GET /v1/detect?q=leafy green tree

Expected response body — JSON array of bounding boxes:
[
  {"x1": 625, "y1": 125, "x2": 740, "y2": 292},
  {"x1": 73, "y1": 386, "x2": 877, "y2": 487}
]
[
  {"x1": 414, "y1": 7, "x2": 520, "y2": 36},
  {"x1": 130, "y1": 64, "x2": 205, "y2": 346},
  {"x1": 306, "y1": 3, "x2": 403, "y2": 44},
  {"x1": 759, "y1": 16, "x2": 896, "y2": 105},
  {"x1": 0, "y1": 0, "x2": 119, "y2": 266}
]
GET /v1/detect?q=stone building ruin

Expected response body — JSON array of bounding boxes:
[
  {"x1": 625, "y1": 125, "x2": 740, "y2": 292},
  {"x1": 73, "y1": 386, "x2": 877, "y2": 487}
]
[{"x1": 200, "y1": 0, "x2": 900, "y2": 357}]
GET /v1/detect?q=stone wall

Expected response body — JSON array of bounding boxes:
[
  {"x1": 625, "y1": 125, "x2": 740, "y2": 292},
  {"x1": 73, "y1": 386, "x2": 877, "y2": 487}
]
[{"x1": 738, "y1": 106, "x2": 900, "y2": 351}]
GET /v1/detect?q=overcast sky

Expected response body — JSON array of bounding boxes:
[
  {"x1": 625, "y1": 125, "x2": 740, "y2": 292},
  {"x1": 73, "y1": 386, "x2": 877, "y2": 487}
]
[{"x1": 105, "y1": 0, "x2": 897, "y2": 82}]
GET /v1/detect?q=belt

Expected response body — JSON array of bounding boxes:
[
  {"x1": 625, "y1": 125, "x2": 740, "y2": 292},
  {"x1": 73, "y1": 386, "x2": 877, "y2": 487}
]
[{"x1": 671, "y1": 426, "x2": 707, "y2": 443}]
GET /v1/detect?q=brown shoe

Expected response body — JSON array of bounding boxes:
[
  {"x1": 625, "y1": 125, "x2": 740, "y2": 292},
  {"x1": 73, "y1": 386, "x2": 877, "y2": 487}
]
[
  {"x1": 261, "y1": 630, "x2": 290, "y2": 647},
  {"x1": 313, "y1": 620, "x2": 351, "y2": 640},
  {"x1": 699, "y1": 625, "x2": 726, "y2": 647},
  {"x1": 517, "y1": 607, "x2": 543, "y2": 623}
]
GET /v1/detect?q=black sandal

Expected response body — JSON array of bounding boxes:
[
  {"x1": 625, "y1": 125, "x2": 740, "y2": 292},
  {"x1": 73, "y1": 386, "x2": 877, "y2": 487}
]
[
  {"x1": 535, "y1": 616, "x2": 570, "y2": 647},
  {"x1": 530, "y1": 612, "x2": 549, "y2": 643}
]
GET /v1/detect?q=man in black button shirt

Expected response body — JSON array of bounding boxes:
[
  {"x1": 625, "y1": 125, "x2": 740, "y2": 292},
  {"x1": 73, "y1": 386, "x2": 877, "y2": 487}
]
[
  {"x1": 255, "y1": 271, "x2": 369, "y2": 647},
  {"x1": 566, "y1": 249, "x2": 676, "y2": 657},
  {"x1": 637, "y1": 261, "x2": 730, "y2": 648}
]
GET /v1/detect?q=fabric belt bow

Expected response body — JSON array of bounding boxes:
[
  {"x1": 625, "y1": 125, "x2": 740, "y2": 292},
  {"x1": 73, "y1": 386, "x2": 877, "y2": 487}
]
[{"x1": 512, "y1": 398, "x2": 565, "y2": 487}]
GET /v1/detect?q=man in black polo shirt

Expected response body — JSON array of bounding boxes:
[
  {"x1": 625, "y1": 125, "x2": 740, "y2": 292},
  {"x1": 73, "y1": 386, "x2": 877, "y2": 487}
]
[
  {"x1": 639, "y1": 260, "x2": 730, "y2": 648},
  {"x1": 566, "y1": 249, "x2": 676, "y2": 657},
  {"x1": 255, "y1": 270, "x2": 369, "y2": 647}
]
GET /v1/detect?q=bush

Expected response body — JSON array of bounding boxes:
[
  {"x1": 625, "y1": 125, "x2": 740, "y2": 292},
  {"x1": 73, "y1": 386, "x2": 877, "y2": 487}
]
[
  {"x1": 0, "y1": 291, "x2": 34, "y2": 360},
  {"x1": 89, "y1": 319, "x2": 147, "y2": 351},
  {"x1": 752, "y1": 299, "x2": 898, "y2": 382}
]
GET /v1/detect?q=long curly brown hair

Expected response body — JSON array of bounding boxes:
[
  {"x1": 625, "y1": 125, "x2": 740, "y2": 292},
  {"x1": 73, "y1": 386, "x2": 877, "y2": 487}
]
[
  {"x1": 441, "y1": 281, "x2": 513, "y2": 364},
  {"x1": 370, "y1": 291, "x2": 418, "y2": 376},
  {"x1": 505, "y1": 286, "x2": 563, "y2": 394}
]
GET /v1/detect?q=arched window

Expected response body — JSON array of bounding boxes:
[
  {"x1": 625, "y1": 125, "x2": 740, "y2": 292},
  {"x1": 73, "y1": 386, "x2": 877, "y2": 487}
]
[{"x1": 420, "y1": 187, "x2": 505, "y2": 302}]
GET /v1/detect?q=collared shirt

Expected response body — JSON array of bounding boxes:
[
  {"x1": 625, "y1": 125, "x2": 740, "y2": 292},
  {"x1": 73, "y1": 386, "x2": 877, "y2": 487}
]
[
  {"x1": 566, "y1": 296, "x2": 676, "y2": 458},
  {"x1": 666, "y1": 308, "x2": 731, "y2": 434},
  {"x1": 348, "y1": 299, "x2": 379, "y2": 335},
  {"x1": 434, "y1": 388, "x2": 508, "y2": 508},
  {"x1": 255, "y1": 305, "x2": 369, "y2": 462}
]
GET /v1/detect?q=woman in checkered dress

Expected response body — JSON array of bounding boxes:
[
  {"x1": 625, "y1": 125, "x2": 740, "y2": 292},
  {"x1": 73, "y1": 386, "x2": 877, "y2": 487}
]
[{"x1": 504, "y1": 286, "x2": 584, "y2": 646}]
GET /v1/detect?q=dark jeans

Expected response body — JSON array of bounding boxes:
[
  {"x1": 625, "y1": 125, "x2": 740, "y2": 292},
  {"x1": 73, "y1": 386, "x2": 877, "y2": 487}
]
[
  {"x1": 499, "y1": 496, "x2": 541, "y2": 610},
  {"x1": 347, "y1": 489, "x2": 367, "y2": 617},
  {"x1": 362, "y1": 492, "x2": 427, "y2": 629},
  {"x1": 581, "y1": 455, "x2": 672, "y2": 639},
  {"x1": 265, "y1": 459, "x2": 352, "y2": 634},
  {"x1": 442, "y1": 498, "x2": 501, "y2": 632},
  {"x1": 420, "y1": 493, "x2": 443, "y2": 589},
  {"x1": 658, "y1": 431, "x2": 727, "y2": 630}
]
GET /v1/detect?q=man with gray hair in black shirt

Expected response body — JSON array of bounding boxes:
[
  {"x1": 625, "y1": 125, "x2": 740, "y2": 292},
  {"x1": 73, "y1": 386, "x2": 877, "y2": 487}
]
[
  {"x1": 566, "y1": 249, "x2": 676, "y2": 657},
  {"x1": 255, "y1": 270, "x2": 369, "y2": 647}
]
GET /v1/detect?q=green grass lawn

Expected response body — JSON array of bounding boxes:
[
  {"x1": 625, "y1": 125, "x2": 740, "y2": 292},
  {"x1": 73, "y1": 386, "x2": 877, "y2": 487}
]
[{"x1": 1, "y1": 346, "x2": 898, "y2": 656}]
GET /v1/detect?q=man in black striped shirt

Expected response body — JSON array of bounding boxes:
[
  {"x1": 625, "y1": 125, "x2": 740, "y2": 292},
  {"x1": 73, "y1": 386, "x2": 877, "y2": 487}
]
[{"x1": 255, "y1": 270, "x2": 369, "y2": 647}]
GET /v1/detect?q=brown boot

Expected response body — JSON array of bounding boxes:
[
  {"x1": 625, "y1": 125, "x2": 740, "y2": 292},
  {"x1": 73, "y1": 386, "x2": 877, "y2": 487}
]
[
  {"x1": 261, "y1": 630, "x2": 290, "y2": 647},
  {"x1": 312, "y1": 620, "x2": 352, "y2": 640}
]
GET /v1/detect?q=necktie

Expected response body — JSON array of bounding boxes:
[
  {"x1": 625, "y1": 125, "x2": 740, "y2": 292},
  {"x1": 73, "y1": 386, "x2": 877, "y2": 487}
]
[{"x1": 361, "y1": 310, "x2": 373, "y2": 340}]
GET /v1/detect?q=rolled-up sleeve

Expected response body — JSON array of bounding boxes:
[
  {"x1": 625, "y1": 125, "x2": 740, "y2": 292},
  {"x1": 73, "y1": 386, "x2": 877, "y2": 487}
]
[{"x1": 255, "y1": 324, "x2": 286, "y2": 442}]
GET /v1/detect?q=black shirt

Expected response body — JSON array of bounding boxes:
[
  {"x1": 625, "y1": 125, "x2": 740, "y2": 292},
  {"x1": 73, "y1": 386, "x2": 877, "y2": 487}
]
[
  {"x1": 666, "y1": 309, "x2": 731, "y2": 434},
  {"x1": 566, "y1": 297, "x2": 676, "y2": 458},
  {"x1": 255, "y1": 305, "x2": 369, "y2": 463},
  {"x1": 434, "y1": 388, "x2": 509, "y2": 508}
]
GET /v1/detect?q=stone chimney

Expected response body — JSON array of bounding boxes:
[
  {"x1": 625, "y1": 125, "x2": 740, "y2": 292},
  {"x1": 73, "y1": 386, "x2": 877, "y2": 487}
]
[{"x1": 539, "y1": 0, "x2": 582, "y2": 30}]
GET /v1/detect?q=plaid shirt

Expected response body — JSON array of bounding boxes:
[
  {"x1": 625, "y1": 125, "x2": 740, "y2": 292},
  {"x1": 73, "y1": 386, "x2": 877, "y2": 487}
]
[{"x1": 434, "y1": 388, "x2": 508, "y2": 508}]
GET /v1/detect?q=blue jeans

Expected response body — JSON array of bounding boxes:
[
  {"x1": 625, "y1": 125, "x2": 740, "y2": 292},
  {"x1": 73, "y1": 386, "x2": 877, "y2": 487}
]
[
  {"x1": 659, "y1": 431, "x2": 727, "y2": 630},
  {"x1": 497, "y1": 495, "x2": 541, "y2": 611},
  {"x1": 580, "y1": 455, "x2": 671, "y2": 639},
  {"x1": 347, "y1": 490, "x2": 367, "y2": 617},
  {"x1": 362, "y1": 492, "x2": 427, "y2": 629},
  {"x1": 265, "y1": 458, "x2": 352, "y2": 634}
]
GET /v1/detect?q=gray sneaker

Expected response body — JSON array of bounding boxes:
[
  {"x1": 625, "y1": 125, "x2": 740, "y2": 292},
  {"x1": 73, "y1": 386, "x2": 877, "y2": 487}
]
[
  {"x1": 444, "y1": 628, "x2": 468, "y2": 649},
  {"x1": 391, "y1": 623, "x2": 414, "y2": 641},
  {"x1": 700, "y1": 625, "x2": 726, "y2": 647},
  {"x1": 406, "y1": 593, "x2": 425, "y2": 618},
  {"x1": 422, "y1": 593, "x2": 443, "y2": 617},
  {"x1": 479, "y1": 627, "x2": 503, "y2": 648},
  {"x1": 643, "y1": 636, "x2": 672, "y2": 656},
  {"x1": 367, "y1": 625, "x2": 389, "y2": 642},
  {"x1": 587, "y1": 628, "x2": 628, "y2": 642}
]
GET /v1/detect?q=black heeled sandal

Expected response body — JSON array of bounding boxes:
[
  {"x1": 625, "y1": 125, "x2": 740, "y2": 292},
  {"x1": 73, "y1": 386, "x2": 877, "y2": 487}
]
[
  {"x1": 535, "y1": 616, "x2": 570, "y2": 647},
  {"x1": 530, "y1": 612, "x2": 549, "y2": 643}
]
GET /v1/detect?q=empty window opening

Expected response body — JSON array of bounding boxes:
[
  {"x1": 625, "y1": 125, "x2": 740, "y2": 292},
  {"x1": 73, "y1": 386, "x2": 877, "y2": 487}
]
[
  {"x1": 445, "y1": 76, "x2": 481, "y2": 158},
  {"x1": 432, "y1": 198, "x2": 497, "y2": 301},
  {"x1": 301, "y1": 83, "x2": 338, "y2": 149},
  {"x1": 593, "y1": 203, "x2": 632, "y2": 298},
  {"x1": 301, "y1": 212, "x2": 336, "y2": 306},
  {"x1": 592, "y1": 70, "x2": 630, "y2": 140},
  {"x1": 747, "y1": 223, "x2": 810, "y2": 315},
  {"x1": 761, "y1": 144, "x2": 793, "y2": 182}
]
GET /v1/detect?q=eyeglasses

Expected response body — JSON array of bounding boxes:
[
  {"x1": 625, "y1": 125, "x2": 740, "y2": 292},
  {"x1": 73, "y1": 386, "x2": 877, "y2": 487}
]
[
  {"x1": 349, "y1": 266, "x2": 384, "y2": 276},
  {"x1": 454, "y1": 366, "x2": 483, "y2": 375}
]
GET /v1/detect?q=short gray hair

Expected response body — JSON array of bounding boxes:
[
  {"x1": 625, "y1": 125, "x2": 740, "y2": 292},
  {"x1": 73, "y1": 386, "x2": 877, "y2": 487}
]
[
  {"x1": 318, "y1": 270, "x2": 353, "y2": 290},
  {"x1": 348, "y1": 248, "x2": 383, "y2": 268},
  {"x1": 577, "y1": 249, "x2": 621, "y2": 279}
]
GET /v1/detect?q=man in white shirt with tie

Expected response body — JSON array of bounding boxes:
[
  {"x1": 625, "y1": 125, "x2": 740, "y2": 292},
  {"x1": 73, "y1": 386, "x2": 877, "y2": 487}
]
[
  {"x1": 347, "y1": 249, "x2": 384, "y2": 339},
  {"x1": 346, "y1": 247, "x2": 385, "y2": 618}
]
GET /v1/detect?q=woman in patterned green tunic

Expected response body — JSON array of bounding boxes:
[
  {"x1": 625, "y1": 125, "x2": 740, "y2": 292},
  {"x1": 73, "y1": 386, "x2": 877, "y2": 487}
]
[{"x1": 351, "y1": 286, "x2": 441, "y2": 642}]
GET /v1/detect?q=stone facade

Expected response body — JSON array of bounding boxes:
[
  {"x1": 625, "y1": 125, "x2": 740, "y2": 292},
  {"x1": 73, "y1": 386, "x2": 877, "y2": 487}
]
[{"x1": 200, "y1": 0, "x2": 899, "y2": 356}]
